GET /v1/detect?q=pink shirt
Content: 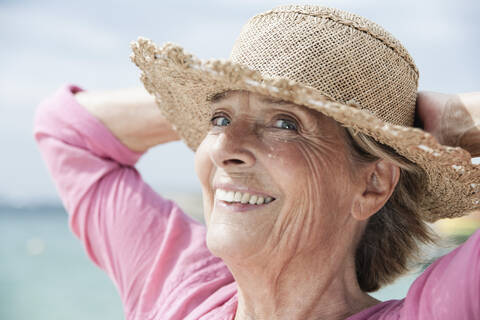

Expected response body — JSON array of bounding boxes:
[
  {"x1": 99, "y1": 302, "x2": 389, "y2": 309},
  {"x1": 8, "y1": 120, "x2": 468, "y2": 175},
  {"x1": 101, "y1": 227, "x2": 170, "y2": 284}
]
[{"x1": 34, "y1": 85, "x2": 480, "y2": 320}]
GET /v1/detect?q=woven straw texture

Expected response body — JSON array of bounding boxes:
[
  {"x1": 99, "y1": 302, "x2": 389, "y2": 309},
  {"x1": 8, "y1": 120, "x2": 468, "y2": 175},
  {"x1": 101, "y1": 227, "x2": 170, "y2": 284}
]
[
  {"x1": 130, "y1": 5, "x2": 480, "y2": 222},
  {"x1": 230, "y1": 6, "x2": 418, "y2": 127}
]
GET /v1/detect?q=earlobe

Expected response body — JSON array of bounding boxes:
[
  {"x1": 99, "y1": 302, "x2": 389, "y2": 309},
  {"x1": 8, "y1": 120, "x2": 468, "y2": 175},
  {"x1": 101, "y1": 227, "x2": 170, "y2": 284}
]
[
  {"x1": 351, "y1": 160, "x2": 400, "y2": 221},
  {"x1": 351, "y1": 198, "x2": 366, "y2": 221}
]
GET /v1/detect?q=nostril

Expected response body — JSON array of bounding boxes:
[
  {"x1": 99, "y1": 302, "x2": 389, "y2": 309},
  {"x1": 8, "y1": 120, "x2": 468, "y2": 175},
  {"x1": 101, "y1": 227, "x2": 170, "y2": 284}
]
[
  {"x1": 213, "y1": 145, "x2": 255, "y2": 168},
  {"x1": 223, "y1": 159, "x2": 245, "y2": 165}
]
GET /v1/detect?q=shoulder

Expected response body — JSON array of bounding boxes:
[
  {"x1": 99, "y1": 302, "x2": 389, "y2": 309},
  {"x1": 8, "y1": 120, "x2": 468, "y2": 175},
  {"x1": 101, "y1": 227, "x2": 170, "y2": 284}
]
[
  {"x1": 401, "y1": 229, "x2": 480, "y2": 319},
  {"x1": 349, "y1": 230, "x2": 480, "y2": 319},
  {"x1": 347, "y1": 299, "x2": 404, "y2": 319}
]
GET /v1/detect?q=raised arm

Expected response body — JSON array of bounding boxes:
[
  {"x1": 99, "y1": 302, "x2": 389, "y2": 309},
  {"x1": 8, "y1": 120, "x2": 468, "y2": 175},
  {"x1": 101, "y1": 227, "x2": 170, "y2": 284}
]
[
  {"x1": 412, "y1": 91, "x2": 480, "y2": 319},
  {"x1": 33, "y1": 85, "x2": 232, "y2": 318},
  {"x1": 416, "y1": 91, "x2": 480, "y2": 157},
  {"x1": 75, "y1": 87, "x2": 179, "y2": 152}
]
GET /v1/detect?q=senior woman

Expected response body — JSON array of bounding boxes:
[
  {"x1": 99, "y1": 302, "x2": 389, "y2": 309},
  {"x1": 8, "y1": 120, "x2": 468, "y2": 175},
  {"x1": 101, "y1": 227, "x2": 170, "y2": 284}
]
[{"x1": 34, "y1": 5, "x2": 479, "y2": 320}]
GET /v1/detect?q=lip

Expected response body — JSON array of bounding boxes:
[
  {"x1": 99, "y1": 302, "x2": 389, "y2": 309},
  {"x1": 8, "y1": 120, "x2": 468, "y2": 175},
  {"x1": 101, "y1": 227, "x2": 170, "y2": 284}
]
[{"x1": 215, "y1": 198, "x2": 275, "y2": 212}]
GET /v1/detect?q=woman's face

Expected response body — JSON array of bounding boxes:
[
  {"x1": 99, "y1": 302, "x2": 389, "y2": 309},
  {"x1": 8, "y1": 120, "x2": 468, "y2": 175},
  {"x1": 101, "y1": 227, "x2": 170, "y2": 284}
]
[{"x1": 194, "y1": 90, "x2": 365, "y2": 265}]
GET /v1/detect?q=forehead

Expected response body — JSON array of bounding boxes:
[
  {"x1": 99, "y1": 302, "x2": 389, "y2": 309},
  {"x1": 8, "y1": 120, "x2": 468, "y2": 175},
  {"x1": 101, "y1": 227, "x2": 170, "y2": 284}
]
[{"x1": 209, "y1": 90, "x2": 289, "y2": 105}]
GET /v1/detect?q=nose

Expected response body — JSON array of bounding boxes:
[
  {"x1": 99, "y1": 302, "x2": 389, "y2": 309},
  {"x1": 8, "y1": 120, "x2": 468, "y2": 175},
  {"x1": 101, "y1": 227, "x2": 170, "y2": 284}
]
[{"x1": 210, "y1": 122, "x2": 256, "y2": 169}]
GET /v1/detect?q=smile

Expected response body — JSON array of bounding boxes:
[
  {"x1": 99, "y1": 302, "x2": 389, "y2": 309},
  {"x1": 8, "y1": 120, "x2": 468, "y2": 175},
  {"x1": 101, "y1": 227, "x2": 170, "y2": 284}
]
[{"x1": 215, "y1": 189, "x2": 275, "y2": 205}]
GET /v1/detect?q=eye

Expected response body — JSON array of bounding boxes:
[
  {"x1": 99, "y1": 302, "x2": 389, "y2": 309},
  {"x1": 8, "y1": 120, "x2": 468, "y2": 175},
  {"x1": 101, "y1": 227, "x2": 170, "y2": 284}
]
[
  {"x1": 211, "y1": 115, "x2": 231, "y2": 127},
  {"x1": 273, "y1": 119, "x2": 298, "y2": 131}
]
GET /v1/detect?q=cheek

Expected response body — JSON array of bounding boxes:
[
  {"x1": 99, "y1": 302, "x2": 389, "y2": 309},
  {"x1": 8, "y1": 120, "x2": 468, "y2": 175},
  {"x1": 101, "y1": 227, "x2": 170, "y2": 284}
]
[
  {"x1": 194, "y1": 140, "x2": 210, "y2": 187},
  {"x1": 271, "y1": 136, "x2": 351, "y2": 207},
  {"x1": 194, "y1": 138, "x2": 215, "y2": 222},
  {"x1": 295, "y1": 140, "x2": 353, "y2": 211},
  {"x1": 267, "y1": 138, "x2": 354, "y2": 251}
]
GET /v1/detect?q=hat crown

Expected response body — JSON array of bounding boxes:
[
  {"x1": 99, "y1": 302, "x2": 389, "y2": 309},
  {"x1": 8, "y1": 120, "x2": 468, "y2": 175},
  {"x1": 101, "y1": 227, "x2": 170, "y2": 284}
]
[{"x1": 229, "y1": 5, "x2": 419, "y2": 126}]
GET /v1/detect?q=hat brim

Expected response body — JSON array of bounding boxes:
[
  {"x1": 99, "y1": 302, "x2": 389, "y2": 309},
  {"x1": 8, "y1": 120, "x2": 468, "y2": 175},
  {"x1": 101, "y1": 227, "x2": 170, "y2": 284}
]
[{"x1": 130, "y1": 38, "x2": 480, "y2": 222}]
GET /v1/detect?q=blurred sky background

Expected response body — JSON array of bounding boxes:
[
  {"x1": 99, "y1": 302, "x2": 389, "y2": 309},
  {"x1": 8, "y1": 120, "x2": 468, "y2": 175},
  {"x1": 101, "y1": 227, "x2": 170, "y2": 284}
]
[
  {"x1": 1, "y1": 0, "x2": 479, "y2": 319},
  {"x1": 0, "y1": 0, "x2": 479, "y2": 206}
]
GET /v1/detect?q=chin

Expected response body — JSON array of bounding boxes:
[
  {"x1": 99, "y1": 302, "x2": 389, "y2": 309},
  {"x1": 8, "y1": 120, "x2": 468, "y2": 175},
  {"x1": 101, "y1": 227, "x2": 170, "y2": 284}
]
[
  {"x1": 205, "y1": 221, "x2": 264, "y2": 264},
  {"x1": 203, "y1": 192, "x2": 281, "y2": 264}
]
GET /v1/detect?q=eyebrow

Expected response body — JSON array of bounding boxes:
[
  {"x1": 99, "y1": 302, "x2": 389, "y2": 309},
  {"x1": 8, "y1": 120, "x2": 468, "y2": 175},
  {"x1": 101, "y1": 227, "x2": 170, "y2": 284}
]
[
  {"x1": 208, "y1": 90, "x2": 317, "y2": 124},
  {"x1": 208, "y1": 90, "x2": 295, "y2": 106},
  {"x1": 258, "y1": 96, "x2": 294, "y2": 105},
  {"x1": 208, "y1": 91, "x2": 234, "y2": 104}
]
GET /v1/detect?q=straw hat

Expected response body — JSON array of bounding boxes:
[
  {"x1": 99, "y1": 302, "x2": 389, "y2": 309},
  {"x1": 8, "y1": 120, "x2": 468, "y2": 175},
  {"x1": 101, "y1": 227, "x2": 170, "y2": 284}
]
[{"x1": 130, "y1": 5, "x2": 479, "y2": 222}]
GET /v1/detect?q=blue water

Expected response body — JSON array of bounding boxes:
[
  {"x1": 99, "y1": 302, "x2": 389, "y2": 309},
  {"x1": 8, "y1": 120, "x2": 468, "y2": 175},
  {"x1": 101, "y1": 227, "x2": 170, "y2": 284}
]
[
  {"x1": 0, "y1": 205, "x2": 425, "y2": 320},
  {"x1": 0, "y1": 206, "x2": 124, "y2": 320}
]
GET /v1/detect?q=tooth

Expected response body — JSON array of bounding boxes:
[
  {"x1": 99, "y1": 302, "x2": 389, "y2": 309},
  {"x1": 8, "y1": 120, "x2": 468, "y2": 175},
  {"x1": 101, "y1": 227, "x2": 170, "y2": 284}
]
[
  {"x1": 216, "y1": 189, "x2": 224, "y2": 199},
  {"x1": 256, "y1": 196, "x2": 264, "y2": 205},
  {"x1": 241, "y1": 193, "x2": 250, "y2": 204},
  {"x1": 234, "y1": 191, "x2": 242, "y2": 202},
  {"x1": 249, "y1": 195, "x2": 258, "y2": 205},
  {"x1": 265, "y1": 197, "x2": 273, "y2": 204},
  {"x1": 221, "y1": 189, "x2": 228, "y2": 199},
  {"x1": 225, "y1": 191, "x2": 234, "y2": 202}
]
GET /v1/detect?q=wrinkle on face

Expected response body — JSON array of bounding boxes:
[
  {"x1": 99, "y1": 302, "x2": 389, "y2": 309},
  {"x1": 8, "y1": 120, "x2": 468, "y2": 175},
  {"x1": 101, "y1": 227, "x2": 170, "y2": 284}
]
[
  {"x1": 195, "y1": 90, "x2": 362, "y2": 268},
  {"x1": 266, "y1": 112, "x2": 358, "y2": 260}
]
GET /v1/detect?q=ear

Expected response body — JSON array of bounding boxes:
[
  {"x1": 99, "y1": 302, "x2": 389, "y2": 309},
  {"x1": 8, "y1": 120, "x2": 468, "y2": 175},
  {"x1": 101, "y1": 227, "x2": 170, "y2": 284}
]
[{"x1": 351, "y1": 160, "x2": 400, "y2": 221}]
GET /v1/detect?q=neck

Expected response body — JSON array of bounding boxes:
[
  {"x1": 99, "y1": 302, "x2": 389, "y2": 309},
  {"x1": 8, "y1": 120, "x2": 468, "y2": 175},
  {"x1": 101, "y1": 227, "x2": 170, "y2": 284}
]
[{"x1": 229, "y1": 248, "x2": 379, "y2": 320}]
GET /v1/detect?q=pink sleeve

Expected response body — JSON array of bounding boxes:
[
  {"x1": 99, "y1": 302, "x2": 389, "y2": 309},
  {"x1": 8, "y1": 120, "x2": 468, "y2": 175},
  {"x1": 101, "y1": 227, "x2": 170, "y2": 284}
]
[
  {"x1": 33, "y1": 85, "x2": 234, "y2": 318},
  {"x1": 403, "y1": 229, "x2": 480, "y2": 319}
]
